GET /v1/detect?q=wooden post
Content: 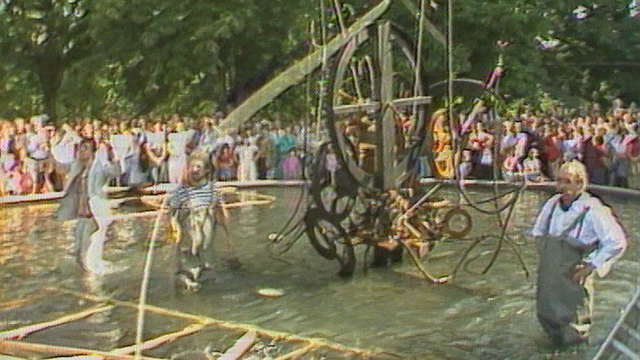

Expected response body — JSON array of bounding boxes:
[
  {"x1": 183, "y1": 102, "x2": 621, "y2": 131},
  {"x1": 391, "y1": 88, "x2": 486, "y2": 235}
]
[{"x1": 378, "y1": 21, "x2": 396, "y2": 190}]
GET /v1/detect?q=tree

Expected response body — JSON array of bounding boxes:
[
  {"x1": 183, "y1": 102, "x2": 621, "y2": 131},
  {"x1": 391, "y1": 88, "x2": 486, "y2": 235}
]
[
  {"x1": 0, "y1": 0, "x2": 95, "y2": 120},
  {"x1": 1, "y1": 0, "x2": 638, "y2": 120},
  {"x1": 89, "y1": 0, "x2": 312, "y2": 117}
]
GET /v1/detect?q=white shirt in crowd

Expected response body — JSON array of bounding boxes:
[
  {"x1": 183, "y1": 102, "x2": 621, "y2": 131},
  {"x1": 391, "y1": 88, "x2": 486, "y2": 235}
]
[
  {"x1": 214, "y1": 134, "x2": 235, "y2": 152},
  {"x1": 52, "y1": 130, "x2": 82, "y2": 165},
  {"x1": 235, "y1": 142, "x2": 258, "y2": 181}
]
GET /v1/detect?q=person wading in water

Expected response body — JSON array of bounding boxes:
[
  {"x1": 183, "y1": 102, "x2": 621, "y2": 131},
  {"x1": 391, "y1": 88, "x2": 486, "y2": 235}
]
[
  {"x1": 56, "y1": 138, "x2": 122, "y2": 274},
  {"x1": 532, "y1": 160, "x2": 627, "y2": 346},
  {"x1": 168, "y1": 151, "x2": 239, "y2": 291}
]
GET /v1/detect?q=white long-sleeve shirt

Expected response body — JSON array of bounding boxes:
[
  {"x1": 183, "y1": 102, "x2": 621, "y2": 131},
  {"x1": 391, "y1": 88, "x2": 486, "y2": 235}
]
[{"x1": 532, "y1": 192, "x2": 627, "y2": 276}]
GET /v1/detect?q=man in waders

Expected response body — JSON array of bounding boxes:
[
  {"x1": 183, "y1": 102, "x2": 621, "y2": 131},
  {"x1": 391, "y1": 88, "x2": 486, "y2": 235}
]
[{"x1": 532, "y1": 160, "x2": 628, "y2": 345}]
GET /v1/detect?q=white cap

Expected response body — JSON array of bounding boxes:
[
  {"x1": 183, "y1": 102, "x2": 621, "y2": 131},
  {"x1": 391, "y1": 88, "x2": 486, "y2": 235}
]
[{"x1": 31, "y1": 114, "x2": 50, "y2": 124}]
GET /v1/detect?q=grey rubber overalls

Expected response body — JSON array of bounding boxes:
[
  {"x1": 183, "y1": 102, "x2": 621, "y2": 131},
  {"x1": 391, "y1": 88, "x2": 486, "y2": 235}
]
[{"x1": 536, "y1": 199, "x2": 596, "y2": 345}]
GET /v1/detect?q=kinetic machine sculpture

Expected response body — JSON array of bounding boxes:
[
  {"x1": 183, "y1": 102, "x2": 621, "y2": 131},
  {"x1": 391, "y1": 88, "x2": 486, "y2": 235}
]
[{"x1": 216, "y1": 0, "x2": 524, "y2": 282}]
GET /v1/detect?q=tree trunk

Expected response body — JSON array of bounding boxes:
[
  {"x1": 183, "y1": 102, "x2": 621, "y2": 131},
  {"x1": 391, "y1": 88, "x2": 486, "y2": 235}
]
[{"x1": 35, "y1": 55, "x2": 63, "y2": 123}]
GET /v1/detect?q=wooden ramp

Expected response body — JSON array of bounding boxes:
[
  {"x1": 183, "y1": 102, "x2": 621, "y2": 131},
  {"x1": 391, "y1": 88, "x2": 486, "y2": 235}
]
[{"x1": 592, "y1": 287, "x2": 640, "y2": 360}]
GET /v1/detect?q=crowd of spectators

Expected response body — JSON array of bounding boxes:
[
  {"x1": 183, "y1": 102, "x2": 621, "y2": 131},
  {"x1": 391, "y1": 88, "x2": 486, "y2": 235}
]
[
  {"x1": 1, "y1": 104, "x2": 639, "y2": 198},
  {"x1": 455, "y1": 106, "x2": 639, "y2": 189},
  {"x1": 0, "y1": 113, "x2": 322, "y2": 196}
]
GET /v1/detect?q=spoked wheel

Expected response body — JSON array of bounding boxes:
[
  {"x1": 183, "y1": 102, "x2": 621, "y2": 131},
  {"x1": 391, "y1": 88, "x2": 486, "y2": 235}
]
[
  {"x1": 324, "y1": 22, "x2": 430, "y2": 191},
  {"x1": 304, "y1": 208, "x2": 357, "y2": 278},
  {"x1": 305, "y1": 20, "x2": 432, "y2": 278}
]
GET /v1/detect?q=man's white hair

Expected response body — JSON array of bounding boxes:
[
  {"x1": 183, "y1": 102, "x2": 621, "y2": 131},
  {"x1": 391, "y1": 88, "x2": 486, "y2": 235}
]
[{"x1": 558, "y1": 160, "x2": 589, "y2": 193}]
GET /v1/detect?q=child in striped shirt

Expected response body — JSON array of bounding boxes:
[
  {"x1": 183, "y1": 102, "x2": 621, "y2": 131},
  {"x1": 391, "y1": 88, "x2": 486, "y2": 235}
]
[{"x1": 169, "y1": 152, "x2": 236, "y2": 291}]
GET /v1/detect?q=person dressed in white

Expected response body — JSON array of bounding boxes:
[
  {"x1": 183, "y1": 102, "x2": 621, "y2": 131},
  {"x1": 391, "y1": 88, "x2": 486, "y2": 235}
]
[
  {"x1": 109, "y1": 132, "x2": 133, "y2": 186},
  {"x1": 51, "y1": 123, "x2": 82, "y2": 169},
  {"x1": 235, "y1": 138, "x2": 258, "y2": 182},
  {"x1": 532, "y1": 160, "x2": 627, "y2": 346},
  {"x1": 195, "y1": 118, "x2": 219, "y2": 157},
  {"x1": 146, "y1": 123, "x2": 168, "y2": 183},
  {"x1": 167, "y1": 123, "x2": 194, "y2": 184},
  {"x1": 56, "y1": 138, "x2": 122, "y2": 274}
]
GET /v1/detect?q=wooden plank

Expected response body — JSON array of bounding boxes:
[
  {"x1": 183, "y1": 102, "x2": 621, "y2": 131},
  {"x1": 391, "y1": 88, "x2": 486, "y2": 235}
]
[
  {"x1": 378, "y1": 21, "x2": 395, "y2": 191},
  {"x1": 0, "y1": 192, "x2": 63, "y2": 205},
  {"x1": 111, "y1": 323, "x2": 206, "y2": 355},
  {"x1": 0, "y1": 305, "x2": 115, "y2": 340},
  {"x1": 48, "y1": 288, "x2": 399, "y2": 358},
  {"x1": 0, "y1": 340, "x2": 164, "y2": 360},
  {"x1": 273, "y1": 344, "x2": 315, "y2": 360},
  {"x1": 333, "y1": 96, "x2": 432, "y2": 115},
  {"x1": 218, "y1": 331, "x2": 257, "y2": 360}
]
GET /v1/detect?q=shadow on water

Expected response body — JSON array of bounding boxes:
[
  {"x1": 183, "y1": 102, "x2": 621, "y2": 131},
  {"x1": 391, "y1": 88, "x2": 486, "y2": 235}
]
[{"x1": 0, "y1": 187, "x2": 638, "y2": 359}]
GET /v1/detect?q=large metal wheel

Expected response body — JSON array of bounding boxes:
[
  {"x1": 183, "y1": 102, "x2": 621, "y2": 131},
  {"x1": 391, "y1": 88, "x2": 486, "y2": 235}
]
[
  {"x1": 305, "y1": 21, "x2": 432, "y2": 278},
  {"x1": 324, "y1": 22, "x2": 430, "y2": 191}
]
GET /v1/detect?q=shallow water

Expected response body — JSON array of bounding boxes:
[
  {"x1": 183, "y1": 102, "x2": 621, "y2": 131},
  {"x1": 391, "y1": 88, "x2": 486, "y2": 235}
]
[{"x1": 0, "y1": 187, "x2": 638, "y2": 360}]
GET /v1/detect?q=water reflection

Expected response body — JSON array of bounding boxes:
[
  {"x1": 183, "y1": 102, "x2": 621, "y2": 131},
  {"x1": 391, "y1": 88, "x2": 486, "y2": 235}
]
[{"x1": 82, "y1": 272, "x2": 108, "y2": 297}]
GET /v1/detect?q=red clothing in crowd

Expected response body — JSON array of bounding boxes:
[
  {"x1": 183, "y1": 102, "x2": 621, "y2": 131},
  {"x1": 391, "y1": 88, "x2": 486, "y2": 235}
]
[{"x1": 542, "y1": 136, "x2": 562, "y2": 162}]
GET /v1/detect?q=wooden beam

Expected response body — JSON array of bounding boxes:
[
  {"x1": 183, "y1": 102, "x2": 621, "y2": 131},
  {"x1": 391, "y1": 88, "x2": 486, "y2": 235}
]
[
  {"x1": 333, "y1": 96, "x2": 432, "y2": 115},
  {"x1": 0, "y1": 299, "x2": 29, "y2": 311},
  {"x1": 0, "y1": 305, "x2": 115, "y2": 340},
  {"x1": 378, "y1": 21, "x2": 396, "y2": 190},
  {"x1": 0, "y1": 340, "x2": 164, "y2": 360},
  {"x1": 48, "y1": 288, "x2": 397, "y2": 358},
  {"x1": 398, "y1": 0, "x2": 446, "y2": 45},
  {"x1": 334, "y1": 102, "x2": 381, "y2": 115},
  {"x1": 219, "y1": 0, "x2": 392, "y2": 132},
  {"x1": 111, "y1": 323, "x2": 206, "y2": 355},
  {"x1": 392, "y1": 96, "x2": 432, "y2": 108},
  {"x1": 273, "y1": 344, "x2": 315, "y2": 360},
  {"x1": 218, "y1": 331, "x2": 257, "y2": 360}
]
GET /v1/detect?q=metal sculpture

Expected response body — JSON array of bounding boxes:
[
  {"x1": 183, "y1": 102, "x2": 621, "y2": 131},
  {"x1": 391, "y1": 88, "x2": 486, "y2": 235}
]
[{"x1": 215, "y1": 0, "x2": 519, "y2": 280}]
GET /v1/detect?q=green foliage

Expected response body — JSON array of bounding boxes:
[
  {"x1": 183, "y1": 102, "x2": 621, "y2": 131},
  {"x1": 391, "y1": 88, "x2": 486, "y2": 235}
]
[{"x1": 0, "y1": 0, "x2": 638, "y2": 122}]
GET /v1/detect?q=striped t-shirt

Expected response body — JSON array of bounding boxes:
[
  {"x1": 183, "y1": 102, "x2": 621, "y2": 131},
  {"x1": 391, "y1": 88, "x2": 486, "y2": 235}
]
[{"x1": 169, "y1": 182, "x2": 220, "y2": 210}]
